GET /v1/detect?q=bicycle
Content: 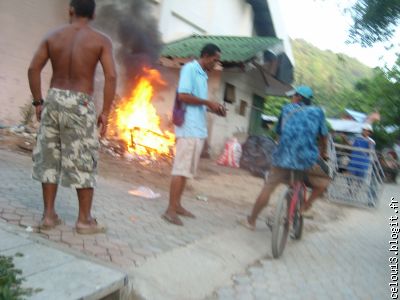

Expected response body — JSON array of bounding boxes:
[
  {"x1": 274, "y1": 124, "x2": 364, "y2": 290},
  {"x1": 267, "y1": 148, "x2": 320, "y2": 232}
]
[{"x1": 271, "y1": 170, "x2": 307, "y2": 258}]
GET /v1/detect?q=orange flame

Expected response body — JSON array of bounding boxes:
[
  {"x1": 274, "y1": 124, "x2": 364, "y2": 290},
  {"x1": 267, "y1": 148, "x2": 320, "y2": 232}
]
[{"x1": 114, "y1": 68, "x2": 175, "y2": 158}]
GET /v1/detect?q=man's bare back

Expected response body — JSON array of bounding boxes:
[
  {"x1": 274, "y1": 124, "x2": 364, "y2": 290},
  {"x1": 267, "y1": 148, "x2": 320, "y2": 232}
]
[
  {"x1": 46, "y1": 24, "x2": 110, "y2": 95},
  {"x1": 28, "y1": 14, "x2": 116, "y2": 133},
  {"x1": 45, "y1": 23, "x2": 112, "y2": 95}
]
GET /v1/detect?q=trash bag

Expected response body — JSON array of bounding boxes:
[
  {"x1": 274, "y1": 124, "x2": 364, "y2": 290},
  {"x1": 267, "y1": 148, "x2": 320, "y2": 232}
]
[
  {"x1": 217, "y1": 137, "x2": 242, "y2": 168},
  {"x1": 129, "y1": 186, "x2": 161, "y2": 199},
  {"x1": 240, "y1": 135, "x2": 277, "y2": 178}
]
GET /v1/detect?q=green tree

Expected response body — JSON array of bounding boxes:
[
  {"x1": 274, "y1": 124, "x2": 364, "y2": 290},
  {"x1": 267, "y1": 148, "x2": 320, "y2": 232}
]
[
  {"x1": 348, "y1": 0, "x2": 400, "y2": 46},
  {"x1": 339, "y1": 58, "x2": 400, "y2": 126},
  {"x1": 290, "y1": 39, "x2": 373, "y2": 116},
  {"x1": 264, "y1": 96, "x2": 289, "y2": 116}
]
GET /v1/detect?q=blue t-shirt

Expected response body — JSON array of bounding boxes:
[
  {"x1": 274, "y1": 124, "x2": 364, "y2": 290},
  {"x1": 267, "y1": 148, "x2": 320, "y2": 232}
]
[
  {"x1": 273, "y1": 103, "x2": 328, "y2": 170},
  {"x1": 348, "y1": 135, "x2": 374, "y2": 177},
  {"x1": 175, "y1": 60, "x2": 208, "y2": 138}
]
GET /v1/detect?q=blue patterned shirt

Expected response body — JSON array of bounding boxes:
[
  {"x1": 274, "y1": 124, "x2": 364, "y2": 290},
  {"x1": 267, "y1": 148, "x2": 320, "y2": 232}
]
[{"x1": 273, "y1": 103, "x2": 328, "y2": 170}]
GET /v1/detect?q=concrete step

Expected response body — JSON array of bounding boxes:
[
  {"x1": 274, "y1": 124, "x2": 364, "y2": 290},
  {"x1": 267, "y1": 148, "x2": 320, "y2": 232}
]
[
  {"x1": 0, "y1": 222, "x2": 127, "y2": 300},
  {"x1": 127, "y1": 224, "x2": 269, "y2": 300}
]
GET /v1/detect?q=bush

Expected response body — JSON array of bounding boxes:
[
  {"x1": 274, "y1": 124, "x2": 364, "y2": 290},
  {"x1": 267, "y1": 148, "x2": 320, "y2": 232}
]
[
  {"x1": 0, "y1": 254, "x2": 39, "y2": 300},
  {"x1": 371, "y1": 124, "x2": 399, "y2": 151}
]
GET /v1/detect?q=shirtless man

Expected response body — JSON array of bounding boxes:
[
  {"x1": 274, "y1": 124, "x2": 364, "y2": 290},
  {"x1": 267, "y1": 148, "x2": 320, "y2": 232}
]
[{"x1": 28, "y1": 0, "x2": 117, "y2": 234}]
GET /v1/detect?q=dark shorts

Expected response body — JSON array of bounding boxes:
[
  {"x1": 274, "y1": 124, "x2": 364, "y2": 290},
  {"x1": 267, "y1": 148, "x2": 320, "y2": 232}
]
[{"x1": 265, "y1": 164, "x2": 331, "y2": 191}]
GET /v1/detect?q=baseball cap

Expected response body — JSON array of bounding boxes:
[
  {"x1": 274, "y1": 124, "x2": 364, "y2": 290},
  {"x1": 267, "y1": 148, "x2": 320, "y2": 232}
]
[
  {"x1": 362, "y1": 123, "x2": 373, "y2": 132},
  {"x1": 286, "y1": 85, "x2": 314, "y2": 100}
]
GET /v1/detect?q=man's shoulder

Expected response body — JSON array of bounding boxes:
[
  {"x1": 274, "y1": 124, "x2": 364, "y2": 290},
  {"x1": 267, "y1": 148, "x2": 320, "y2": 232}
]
[
  {"x1": 45, "y1": 24, "x2": 70, "y2": 39},
  {"x1": 182, "y1": 60, "x2": 198, "y2": 70},
  {"x1": 46, "y1": 25, "x2": 110, "y2": 43},
  {"x1": 90, "y1": 27, "x2": 112, "y2": 42},
  {"x1": 282, "y1": 102, "x2": 300, "y2": 112},
  {"x1": 304, "y1": 105, "x2": 324, "y2": 116}
]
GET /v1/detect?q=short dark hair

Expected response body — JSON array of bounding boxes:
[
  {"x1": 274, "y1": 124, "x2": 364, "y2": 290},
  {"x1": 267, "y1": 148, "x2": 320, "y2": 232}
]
[
  {"x1": 200, "y1": 43, "x2": 221, "y2": 57},
  {"x1": 70, "y1": 0, "x2": 96, "y2": 19}
]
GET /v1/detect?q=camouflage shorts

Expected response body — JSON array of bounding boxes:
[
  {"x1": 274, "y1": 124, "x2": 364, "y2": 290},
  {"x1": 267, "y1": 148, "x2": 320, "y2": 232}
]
[{"x1": 32, "y1": 88, "x2": 99, "y2": 188}]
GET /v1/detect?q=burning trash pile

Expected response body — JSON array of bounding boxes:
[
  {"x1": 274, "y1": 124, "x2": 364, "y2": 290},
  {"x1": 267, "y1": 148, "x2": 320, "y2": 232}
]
[{"x1": 103, "y1": 67, "x2": 175, "y2": 163}]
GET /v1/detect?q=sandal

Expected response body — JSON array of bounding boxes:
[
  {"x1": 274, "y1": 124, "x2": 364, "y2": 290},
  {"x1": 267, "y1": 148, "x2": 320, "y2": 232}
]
[
  {"x1": 76, "y1": 218, "x2": 106, "y2": 234},
  {"x1": 161, "y1": 213, "x2": 183, "y2": 226},
  {"x1": 39, "y1": 216, "x2": 63, "y2": 230},
  {"x1": 238, "y1": 218, "x2": 255, "y2": 231},
  {"x1": 176, "y1": 208, "x2": 195, "y2": 218}
]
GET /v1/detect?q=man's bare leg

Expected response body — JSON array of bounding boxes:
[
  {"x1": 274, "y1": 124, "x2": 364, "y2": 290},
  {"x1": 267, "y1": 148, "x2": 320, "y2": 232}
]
[
  {"x1": 76, "y1": 188, "x2": 93, "y2": 225},
  {"x1": 175, "y1": 176, "x2": 195, "y2": 218},
  {"x1": 303, "y1": 185, "x2": 327, "y2": 212},
  {"x1": 248, "y1": 185, "x2": 274, "y2": 227},
  {"x1": 41, "y1": 183, "x2": 60, "y2": 227},
  {"x1": 75, "y1": 188, "x2": 106, "y2": 234},
  {"x1": 164, "y1": 176, "x2": 186, "y2": 225}
]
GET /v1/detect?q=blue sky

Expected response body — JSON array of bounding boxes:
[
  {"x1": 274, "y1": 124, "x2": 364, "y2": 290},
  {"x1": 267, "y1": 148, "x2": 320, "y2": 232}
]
[{"x1": 279, "y1": 0, "x2": 398, "y2": 68}]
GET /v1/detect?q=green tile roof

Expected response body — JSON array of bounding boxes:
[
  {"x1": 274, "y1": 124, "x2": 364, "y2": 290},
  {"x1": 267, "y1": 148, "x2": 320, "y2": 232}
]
[{"x1": 161, "y1": 35, "x2": 283, "y2": 63}]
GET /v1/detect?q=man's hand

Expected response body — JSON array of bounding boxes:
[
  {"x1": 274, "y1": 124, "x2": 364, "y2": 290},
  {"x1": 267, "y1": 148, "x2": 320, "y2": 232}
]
[
  {"x1": 35, "y1": 105, "x2": 42, "y2": 122},
  {"x1": 97, "y1": 112, "x2": 109, "y2": 137},
  {"x1": 321, "y1": 152, "x2": 329, "y2": 161},
  {"x1": 207, "y1": 101, "x2": 226, "y2": 117}
]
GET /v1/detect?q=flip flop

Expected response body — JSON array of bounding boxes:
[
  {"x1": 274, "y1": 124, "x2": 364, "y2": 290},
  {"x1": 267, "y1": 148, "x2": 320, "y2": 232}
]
[
  {"x1": 301, "y1": 210, "x2": 314, "y2": 219},
  {"x1": 39, "y1": 217, "x2": 63, "y2": 230},
  {"x1": 76, "y1": 219, "x2": 107, "y2": 235},
  {"x1": 300, "y1": 203, "x2": 314, "y2": 219},
  {"x1": 238, "y1": 218, "x2": 255, "y2": 231},
  {"x1": 176, "y1": 208, "x2": 195, "y2": 218},
  {"x1": 161, "y1": 213, "x2": 183, "y2": 226}
]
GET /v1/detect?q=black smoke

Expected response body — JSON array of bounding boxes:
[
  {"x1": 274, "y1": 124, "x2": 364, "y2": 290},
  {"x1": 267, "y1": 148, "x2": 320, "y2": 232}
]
[{"x1": 94, "y1": 0, "x2": 163, "y2": 93}]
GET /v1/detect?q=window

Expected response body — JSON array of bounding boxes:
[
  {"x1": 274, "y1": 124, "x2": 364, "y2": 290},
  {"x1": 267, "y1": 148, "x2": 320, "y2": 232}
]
[
  {"x1": 239, "y1": 100, "x2": 247, "y2": 116},
  {"x1": 223, "y1": 83, "x2": 236, "y2": 104}
]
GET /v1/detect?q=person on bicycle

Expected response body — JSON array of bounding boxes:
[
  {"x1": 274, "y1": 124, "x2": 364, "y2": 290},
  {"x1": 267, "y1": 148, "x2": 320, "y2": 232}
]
[{"x1": 240, "y1": 85, "x2": 330, "y2": 230}]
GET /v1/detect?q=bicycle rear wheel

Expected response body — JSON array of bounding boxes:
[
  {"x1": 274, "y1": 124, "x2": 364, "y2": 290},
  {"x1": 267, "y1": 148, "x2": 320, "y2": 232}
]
[
  {"x1": 291, "y1": 185, "x2": 304, "y2": 240},
  {"x1": 271, "y1": 187, "x2": 290, "y2": 258}
]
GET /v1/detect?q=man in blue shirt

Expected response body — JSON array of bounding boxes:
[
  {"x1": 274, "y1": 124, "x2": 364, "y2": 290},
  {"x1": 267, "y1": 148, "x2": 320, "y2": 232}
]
[
  {"x1": 163, "y1": 44, "x2": 226, "y2": 226},
  {"x1": 348, "y1": 123, "x2": 375, "y2": 178},
  {"x1": 241, "y1": 86, "x2": 330, "y2": 230}
]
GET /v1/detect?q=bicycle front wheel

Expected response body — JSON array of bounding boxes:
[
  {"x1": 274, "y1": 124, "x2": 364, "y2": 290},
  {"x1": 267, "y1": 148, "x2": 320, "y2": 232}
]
[{"x1": 271, "y1": 186, "x2": 290, "y2": 258}]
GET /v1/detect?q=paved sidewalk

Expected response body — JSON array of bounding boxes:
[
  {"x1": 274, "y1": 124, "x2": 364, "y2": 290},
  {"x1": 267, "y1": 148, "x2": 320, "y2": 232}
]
[
  {"x1": 210, "y1": 184, "x2": 395, "y2": 300},
  {"x1": 0, "y1": 148, "x2": 270, "y2": 299},
  {"x1": 0, "y1": 147, "x2": 350, "y2": 299},
  {"x1": 0, "y1": 222, "x2": 126, "y2": 300}
]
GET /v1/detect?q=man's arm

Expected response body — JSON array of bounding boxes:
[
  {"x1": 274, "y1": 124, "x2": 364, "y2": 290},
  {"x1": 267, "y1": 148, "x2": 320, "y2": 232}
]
[
  {"x1": 318, "y1": 110, "x2": 329, "y2": 160},
  {"x1": 177, "y1": 63, "x2": 225, "y2": 116},
  {"x1": 28, "y1": 39, "x2": 49, "y2": 121},
  {"x1": 319, "y1": 135, "x2": 329, "y2": 160},
  {"x1": 179, "y1": 93, "x2": 225, "y2": 116},
  {"x1": 98, "y1": 36, "x2": 117, "y2": 136}
]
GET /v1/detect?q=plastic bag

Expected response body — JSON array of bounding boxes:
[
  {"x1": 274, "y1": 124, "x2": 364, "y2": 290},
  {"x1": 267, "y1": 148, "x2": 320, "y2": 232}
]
[
  {"x1": 129, "y1": 186, "x2": 160, "y2": 199},
  {"x1": 217, "y1": 137, "x2": 242, "y2": 168}
]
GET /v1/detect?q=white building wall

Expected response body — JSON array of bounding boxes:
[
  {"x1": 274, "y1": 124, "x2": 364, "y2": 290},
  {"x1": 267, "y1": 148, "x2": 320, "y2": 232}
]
[
  {"x1": 266, "y1": 0, "x2": 294, "y2": 64},
  {"x1": 158, "y1": 0, "x2": 253, "y2": 42},
  {"x1": 208, "y1": 70, "x2": 266, "y2": 155}
]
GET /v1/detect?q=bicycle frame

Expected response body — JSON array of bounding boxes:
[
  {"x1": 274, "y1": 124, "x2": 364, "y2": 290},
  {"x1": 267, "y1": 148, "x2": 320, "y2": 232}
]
[
  {"x1": 288, "y1": 180, "x2": 307, "y2": 223},
  {"x1": 271, "y1": 170, "x2": 308, "y2": 258},
  {"x1": 287, "y1": 171, "x2": 307, "y2": 222}
]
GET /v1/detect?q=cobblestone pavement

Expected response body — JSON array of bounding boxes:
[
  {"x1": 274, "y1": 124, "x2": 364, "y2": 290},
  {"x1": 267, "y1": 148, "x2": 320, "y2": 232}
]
[
  {"x1": 210, "y1": 184, "x2": 396, "y2": 300},
  {"x1": 0, "y1": 149, "x2": 356, "y2": 299},
  {"x1": 0, "y1": 148, "x2": 252, "y2": 269}
]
